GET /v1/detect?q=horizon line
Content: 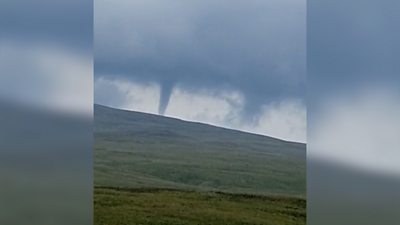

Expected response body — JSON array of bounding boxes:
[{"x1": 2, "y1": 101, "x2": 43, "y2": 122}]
[{"x1": 94, "y1": 103, "x2": 306, "y2": 145}]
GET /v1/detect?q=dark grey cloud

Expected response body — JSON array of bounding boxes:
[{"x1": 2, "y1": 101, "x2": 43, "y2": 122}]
[
  {"x1": 0, "y1": 0, "x2": 92, "y2": 51},
  {"x1": 95, "y1": 0, "x2": 306, "y2": 118},
  {"x1": 308, "y1": 0, "x2": 400, "y2": 115},
  {"x1": 308, "y1": 0, "x2": 400, "y2": 145}
]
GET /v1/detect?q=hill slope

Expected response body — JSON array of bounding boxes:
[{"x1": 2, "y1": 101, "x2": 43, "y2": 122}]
[{"x1": 94, "y1": 104, "x2": 306, "y2": 196}]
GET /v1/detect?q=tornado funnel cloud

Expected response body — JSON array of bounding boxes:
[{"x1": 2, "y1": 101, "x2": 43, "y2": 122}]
[{"x1": 158, "y1": 82, "x2": 174, "y2": 115}]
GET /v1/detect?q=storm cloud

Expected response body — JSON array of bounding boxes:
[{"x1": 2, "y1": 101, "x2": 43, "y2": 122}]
[
  {"x1": 0, "y1": 0, "x2": 92, "y2": 52},
  {"x1": 95, "y1": 0, "x2": 306, "y2": 119}
]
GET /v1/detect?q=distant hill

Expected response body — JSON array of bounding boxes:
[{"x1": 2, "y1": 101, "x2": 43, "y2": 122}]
[{"x1": 94, "y1": 104, "x2": 306, "y2": 196}]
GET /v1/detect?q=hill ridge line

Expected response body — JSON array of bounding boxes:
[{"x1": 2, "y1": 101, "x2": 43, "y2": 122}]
[{"x1": 94, "y1": 104, "x2": 305, "y2": 145}]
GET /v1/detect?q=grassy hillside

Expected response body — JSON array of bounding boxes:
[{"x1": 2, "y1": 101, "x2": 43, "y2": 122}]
[
  {"x1": 95, "y1": 187, "x2": 306, "y2": 225},
  {"x1": 94, "y1": 104, "x2": 305, "y2": 196}
]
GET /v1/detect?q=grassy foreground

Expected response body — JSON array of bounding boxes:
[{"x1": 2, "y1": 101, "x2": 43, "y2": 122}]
[{"x1": 94, "y1": 187, "x2": 306, "y2": 225}]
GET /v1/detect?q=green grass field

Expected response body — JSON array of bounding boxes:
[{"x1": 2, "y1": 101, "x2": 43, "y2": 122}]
[
  {"x1": 95, "y1": 187, "x2": 305, "y2": 225},
  {"x1": 94, "y1": 105, "x2": 306, "y2": 196},
  {"x1": 94, "y1": 105, "x2": 306, "y2": 224}
]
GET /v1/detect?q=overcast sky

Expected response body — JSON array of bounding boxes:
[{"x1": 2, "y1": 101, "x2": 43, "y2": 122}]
[
  {"x1": 308, "y1": 0, "x2": 400, "y2": 176},
  {"x1": 94, "y1": 0, "x2": 306, "y2": 142},
  {"x1": 0, "y1": 0, "x2": 92, "y2": 115}
]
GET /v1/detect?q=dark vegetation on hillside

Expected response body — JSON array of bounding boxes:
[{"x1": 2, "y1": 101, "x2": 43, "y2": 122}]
[{"x1": 95, "y1": 187, "x2": 306, "y2": 225}]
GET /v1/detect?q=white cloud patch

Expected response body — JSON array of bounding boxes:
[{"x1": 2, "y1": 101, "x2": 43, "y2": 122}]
[
  {"x1": 309, "y1": 87, "x2": 400, "y2": 176},
  {"x1": 166, "y1": 88, "x2": 244, "y2": 126},
  {"x1": 244, "y1": 101, "x2": 306, "y2": 143},
  {"x1": 95, "y1": 77, "x2": 159, "y2": 114},
  {"x1": 0, "y1": 40, "x2": 92, "y2": 116},
  {"x1": 95, "y1": 79, "x2": 306, "y2": 142}
]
